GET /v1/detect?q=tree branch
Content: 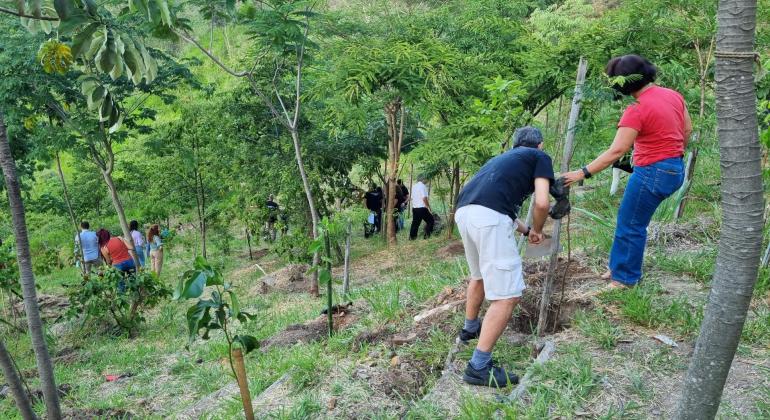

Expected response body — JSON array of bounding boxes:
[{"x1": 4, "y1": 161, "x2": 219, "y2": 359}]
[
  {"x1": 175, "y1": 30, "x2": 250, "y2": 78},
  {"x1": 0, "y1": 6, "x2": 58, "y2": 21}
]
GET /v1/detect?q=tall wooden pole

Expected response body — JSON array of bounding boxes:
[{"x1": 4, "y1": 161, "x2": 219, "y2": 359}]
[{"x1": 536, "y1": 57, "x2": 587, "y2": 336}]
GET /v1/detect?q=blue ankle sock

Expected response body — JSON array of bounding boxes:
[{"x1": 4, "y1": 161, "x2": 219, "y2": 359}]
[
  {"x1": 464, "y1": 318, "x2": 480, "y2": 333},
  {"x1": 469, "y1": 348, "x2": 492, "y2": 370}
]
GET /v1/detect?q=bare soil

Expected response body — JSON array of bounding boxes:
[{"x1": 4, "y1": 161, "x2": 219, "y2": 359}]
[
  {"x1": 260, "y1": 307, "x2": 360, "y2": 351},
  {"x1": 436, "y1": 241, "x2": 465, "y2": 259},
  {"x1": 259, "y1": 263, "x2": 310, "y2": 294}
]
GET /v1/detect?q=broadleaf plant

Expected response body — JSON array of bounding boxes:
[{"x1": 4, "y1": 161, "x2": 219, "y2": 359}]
[{"x1": 174, "y1": 257, "x2": 259, "y2": 377}]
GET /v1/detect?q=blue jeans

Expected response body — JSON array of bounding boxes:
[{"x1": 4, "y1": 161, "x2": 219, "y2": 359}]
[
  {"x1": 135, "y1": 244, "x2": 146, "y2": 267},
  {"x1": 113, "y1": 259, "x2": 136, "y2": 273},
  {"x1": 609, "y1": 157, "x2": 684, "y2": 285}
]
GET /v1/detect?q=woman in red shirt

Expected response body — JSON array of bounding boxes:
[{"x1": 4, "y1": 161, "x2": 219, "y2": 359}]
[
  {"x1": 564, "y1": 55, "x2": 693, "y2": 288},
  {"x1": 97, "y1": 229, "x2": 136, "y2": 273}
]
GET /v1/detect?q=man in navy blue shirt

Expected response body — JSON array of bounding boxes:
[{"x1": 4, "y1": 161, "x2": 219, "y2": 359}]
[{"x1": 454, "y1": 126, "x2": 554, "y2": 387}]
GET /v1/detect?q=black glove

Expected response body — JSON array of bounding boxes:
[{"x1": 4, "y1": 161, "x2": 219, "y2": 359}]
[
  {"x1": 549, "y1": 177, "x2": 571, "y2": 220},
  {"x1": 612, "y1": 153, "x2": 634, "y2": 173}
]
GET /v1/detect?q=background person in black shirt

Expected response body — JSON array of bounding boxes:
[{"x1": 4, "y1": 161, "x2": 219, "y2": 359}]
[
  {"x1": 266, "y1": 195, "x2": 280, "y2": 241},
  {"x1": 364, "y1": 185, "x2": 383, "y2": 233},
  {"x1": 395, "y1": 179, "x2": 409, "y2": 231},
  {"x1": 454, "y1": 126, "x2": 554, "y2": 387}
]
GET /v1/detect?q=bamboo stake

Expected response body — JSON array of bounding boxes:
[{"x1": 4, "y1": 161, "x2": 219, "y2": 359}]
[
  {"x1": 231, "y1": 348, "x2": 254, "y2": 420},
  {"x1": 536, "y1": 57, "x2": 587, "y2": 336},
  {"x1": 342, "y1": 220, "x2": 351, "y2": 295}
]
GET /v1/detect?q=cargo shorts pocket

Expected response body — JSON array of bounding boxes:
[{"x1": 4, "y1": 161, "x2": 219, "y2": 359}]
[{"x1": 484, "y1": 258, "x2": 524, "y2": 299}]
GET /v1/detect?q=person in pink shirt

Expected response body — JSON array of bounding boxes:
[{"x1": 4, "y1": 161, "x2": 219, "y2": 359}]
[{"x1": 564, "y1": 54, "x2": 693, "y2": 288}]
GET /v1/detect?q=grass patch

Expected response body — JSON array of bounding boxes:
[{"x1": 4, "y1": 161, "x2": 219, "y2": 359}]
[
  {"x1": 598, "y1": 281, "x2": 704, "y2": 337},
  {"x1": 457, "y1": 343, "x2": 599, "y2": 418},
  {"x1": 648, "y1": 250, "x2": 716, "y2": 283},
  {"x1": 574, "y1": 308, "x2": 624, "y2": 349},
  {"x1": 741, "y1": 307, "x2": 770, "y2": 345}
]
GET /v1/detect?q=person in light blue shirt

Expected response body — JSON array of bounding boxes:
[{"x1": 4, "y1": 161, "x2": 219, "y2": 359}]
[{"x1": 75, "y1": 221, "x2": 101, "y2": 272}]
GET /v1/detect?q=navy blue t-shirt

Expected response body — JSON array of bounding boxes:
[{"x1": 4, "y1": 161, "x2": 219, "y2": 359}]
[{"x1": 456, "y1": 147, "x2": 555, "y2": 220}]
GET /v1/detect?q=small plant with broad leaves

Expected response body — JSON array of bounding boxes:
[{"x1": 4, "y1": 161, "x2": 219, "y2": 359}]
[
  {"x1": 67, "y1": 267, "x2": 171, "y2": 335},
  {"x1": 174, "y1": 257, "x2": 259, "y2": 376},
  {"x1": 308, "y1": 216, "x2": 346, "y2": 337}
]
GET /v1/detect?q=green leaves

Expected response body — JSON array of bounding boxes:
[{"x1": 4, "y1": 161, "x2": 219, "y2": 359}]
[
  {"x1": 177, "y1": 257, "x2": 259, "y2": 356},
  {"x1": 233, "y1": 335, "x2": 259, "y2": 355},
  {"x1": 175, "y1": 270, "x2": 207, "y2": 300}
]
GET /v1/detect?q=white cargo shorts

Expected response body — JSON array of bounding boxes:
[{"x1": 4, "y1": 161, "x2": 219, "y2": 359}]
[{"x1": 455, "y1": 204, "x2": 525, "y2": 300}]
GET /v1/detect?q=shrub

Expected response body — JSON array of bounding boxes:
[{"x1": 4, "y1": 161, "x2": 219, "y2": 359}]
[{"x1": 67, "y1": 268, "x2": 171, "y2": 335}]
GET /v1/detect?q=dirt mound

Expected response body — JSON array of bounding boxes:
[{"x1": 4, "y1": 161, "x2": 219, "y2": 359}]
[
  {"x1": 53, "y1": 346, "x2": 82, "y2": 365},
  {"x1": 365, "y1": 359, "x2": 431, "y2": 398},
  {"x1": 513, "y1": 257, "x2": 598, "y2": 334},
  {"x1": 261, "y1": 308, "x2": 359, "y2": 351},
  {"x1": 647, "y1": 217, "x2": 716, "y2": 252},
  {"x1": 436, "y1": 241, "x2": 465, "y2": 259},
  {"x1": 260, "y1": 263, "x2": 310, "y2": 294},
  {"x1": 13, "y1": 293, "x2": 69, "y2": 321}
]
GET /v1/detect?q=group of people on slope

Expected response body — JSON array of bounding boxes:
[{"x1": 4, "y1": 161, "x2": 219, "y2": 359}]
[
  {"x1": 364, "y1": 176, "x2": 435, "y2": 240},
  {"x1": 455, "y1": 54, "x2": 690, "y2": 387},
  {"x1": 75, "y1": 220, "x2": 165, "y2": 277}
]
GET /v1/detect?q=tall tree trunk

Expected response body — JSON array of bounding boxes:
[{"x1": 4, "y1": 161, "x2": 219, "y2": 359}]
[
  {"x1": 383, "y1": 100, "x2": 404, "y2": 246},
  {"x1": 290, "y1": 128, "x2": 320, "y2": 296},
  {"x1": 246, "y1": 226, "x2": 253, "y2": 260},
  {"x1": 0, "y1": 111, "x2": 62, "y2": 420},
  {"x1": 676, "y1": 2, "x2": 764, "y2": 418},
  {"x1": 100, "y1": 168, "x2": 140, "y2": 267},
  {"x1": 0, "y1": 339, "x2": 37, "y2": 420},
  {"x1": 537, "y1": 57, "x2": 587, "y2": 335},
  {"x1": 55, "y1": 153, "x2": 86, "y2": 277},
  {"x1": 446, "y1": 162, "x2": 461, "y2": 239},
  {"x1": 407, "y1": 163, "x2": 414, "y2": 219}
]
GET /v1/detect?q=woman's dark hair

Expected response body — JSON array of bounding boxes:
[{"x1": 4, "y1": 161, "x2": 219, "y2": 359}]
[
  {"x1": 80, "y1": 221, "x2": 89, "y2": 229},
  {"x1": 129, "y1": 220, "x2": 139, "y2": 231},
  {"x1": 96, "y1": 229, "x2": 111, "y2": 247},
  {"x1": 606, "y1": 55, "x2": 657, "y2": 96}
]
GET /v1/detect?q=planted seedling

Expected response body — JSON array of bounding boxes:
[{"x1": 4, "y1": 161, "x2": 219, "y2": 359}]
[{"x1": 174, "y1": 257, "x2": 259, "y2": 420}]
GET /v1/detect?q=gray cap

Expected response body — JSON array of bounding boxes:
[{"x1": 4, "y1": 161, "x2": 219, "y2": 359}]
[{"x1": 512, "y1": 126, "x2": 544, "y2": 148}]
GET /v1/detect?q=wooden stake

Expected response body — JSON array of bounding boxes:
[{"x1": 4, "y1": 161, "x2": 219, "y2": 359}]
[
  {"x1": 536, "y1": 57, "x2": 588, "y2": 336},
  {"x1": 231, "y1": 348, "x2": 254, "y2": 420},
  {"x1": 342, "y1": 221, "x2": 351, "y2": 295}
]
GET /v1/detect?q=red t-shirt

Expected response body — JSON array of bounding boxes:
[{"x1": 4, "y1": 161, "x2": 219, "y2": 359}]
[
  {"x1": 105, "y1": 237, "x2": 131, "y2": 265},
  {"x1": 618, "y1": 86, "x2": 686, "y2": 167}
]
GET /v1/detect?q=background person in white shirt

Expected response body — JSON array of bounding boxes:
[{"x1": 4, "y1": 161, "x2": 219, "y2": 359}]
[{"x1": 409, "y1": 175, "x2": 434, "y2": 240}]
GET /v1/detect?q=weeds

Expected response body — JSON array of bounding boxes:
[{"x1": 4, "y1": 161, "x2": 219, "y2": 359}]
[
  {"x1": 574, "y1": 308, "x2": 624, "y2": 349},
  {"x1": 741, "y1": 307, "x2": 770, "y2": 344},
  {"x1": 626, "y1": 370, "x2": 652, "y2": 401},
  {"x1": 599, "y1": 281, "x2": 704, "y2": 337},
  {"x1": 358, "y1": 283, "x2": 404, "y2": 321},
  {"x1": 648, "y1": 250, "x2": 716, "y2": 283}
]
